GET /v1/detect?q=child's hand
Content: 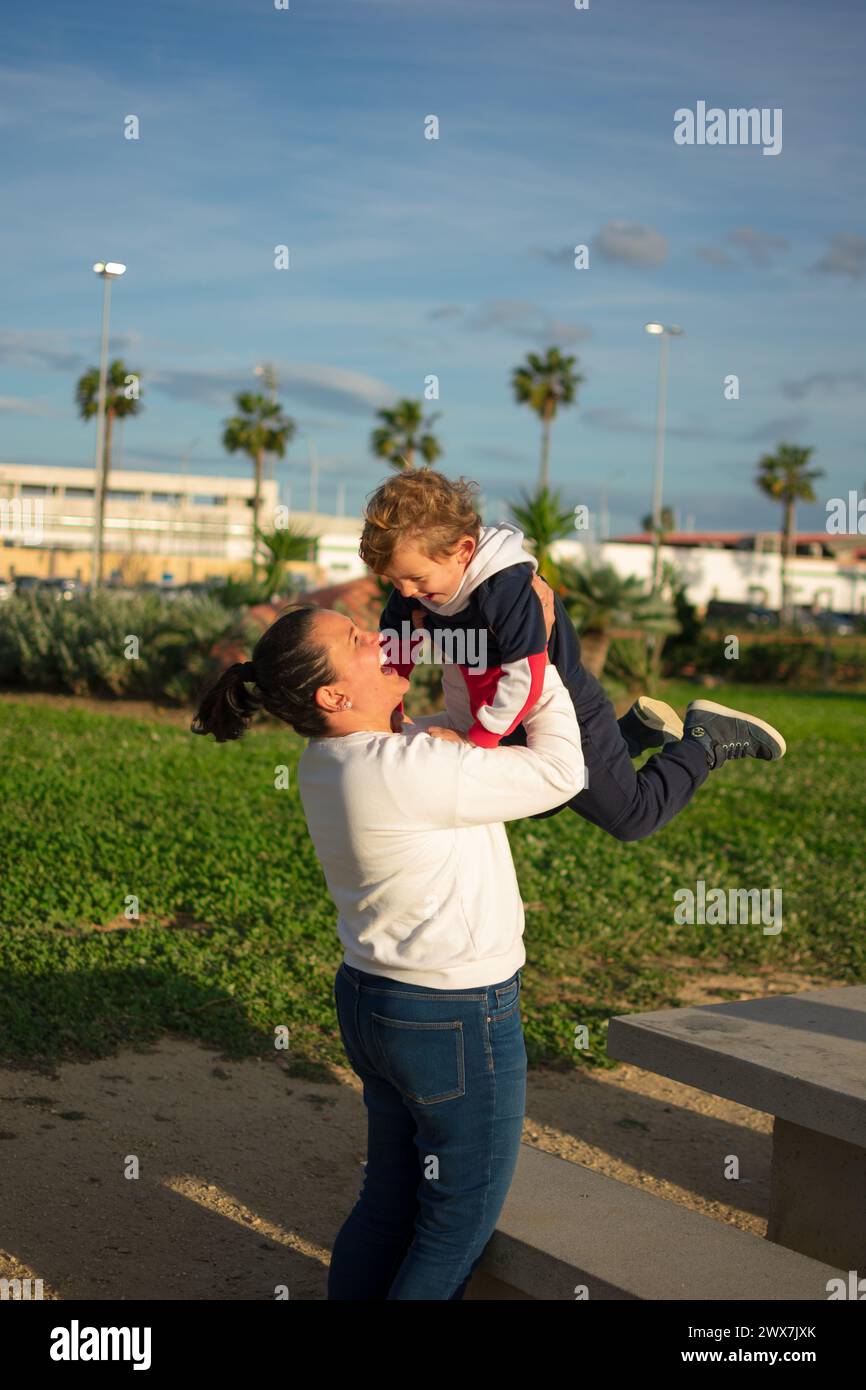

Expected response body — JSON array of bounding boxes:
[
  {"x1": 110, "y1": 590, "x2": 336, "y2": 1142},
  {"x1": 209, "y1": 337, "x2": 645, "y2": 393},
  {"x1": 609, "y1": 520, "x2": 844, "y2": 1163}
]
[
  {"x1": 427, "y1": 726, "x2": 469, "y2": 743},
  {"x1": 530, "y1": 573, "x2": 555, "y2": 651}
]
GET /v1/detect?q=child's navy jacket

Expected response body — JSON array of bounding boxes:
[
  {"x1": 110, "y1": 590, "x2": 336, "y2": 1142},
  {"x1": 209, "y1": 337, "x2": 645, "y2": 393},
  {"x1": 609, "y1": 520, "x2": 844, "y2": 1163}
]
[{"x1": 378, "y1": 523, "x2": 585, "y2": 747}]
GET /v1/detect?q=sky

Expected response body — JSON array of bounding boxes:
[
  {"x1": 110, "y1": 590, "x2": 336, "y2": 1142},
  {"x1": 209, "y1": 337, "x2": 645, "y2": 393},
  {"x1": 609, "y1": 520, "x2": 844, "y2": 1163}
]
[{"x1": 1, "y1": 0, "x2": 864, "y2": 536}]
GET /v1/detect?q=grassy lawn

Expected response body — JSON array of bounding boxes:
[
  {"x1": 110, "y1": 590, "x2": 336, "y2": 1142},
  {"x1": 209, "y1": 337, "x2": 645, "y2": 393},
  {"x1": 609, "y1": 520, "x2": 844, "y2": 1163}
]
[{"x1": 1, "y1": 680, "x2": 862, "y2": 1076}]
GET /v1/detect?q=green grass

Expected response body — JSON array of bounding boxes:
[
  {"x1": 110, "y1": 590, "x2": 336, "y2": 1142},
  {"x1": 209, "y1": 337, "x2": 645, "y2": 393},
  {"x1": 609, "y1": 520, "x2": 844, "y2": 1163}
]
[{"x1": 1, "y1": 681, "x2": 863, "y2": 1076}]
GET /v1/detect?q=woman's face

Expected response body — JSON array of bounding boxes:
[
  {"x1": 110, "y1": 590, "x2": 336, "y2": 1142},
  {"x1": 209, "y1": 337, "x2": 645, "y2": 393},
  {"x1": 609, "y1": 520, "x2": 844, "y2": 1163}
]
[{"x1": 313, "y1": 609, "x2": 408, "y2": 723}]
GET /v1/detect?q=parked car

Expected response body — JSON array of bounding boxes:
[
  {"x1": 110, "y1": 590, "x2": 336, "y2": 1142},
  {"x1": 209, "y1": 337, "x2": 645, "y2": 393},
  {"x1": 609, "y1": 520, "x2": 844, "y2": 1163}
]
[
  {"x1": 11, "y1": 575, "x2": 82, "y2": 598},
  {"x1": 813, "y1": 610, "x2": 859, "y2": 637},
  {"x1": 165, "y1": 581, "x2": 218, "y2": 599},
  {"x1": 704, "y1": 599, "x2": 778, "y2": 629},
  {"x1": 38, "y1": 577, "x2": 81, "y2": 600}
]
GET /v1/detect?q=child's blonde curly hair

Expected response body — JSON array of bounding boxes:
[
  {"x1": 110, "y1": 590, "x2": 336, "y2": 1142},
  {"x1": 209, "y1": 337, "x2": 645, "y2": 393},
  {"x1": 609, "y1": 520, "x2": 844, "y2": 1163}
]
[{"x1": 359, "y1": 466, "x2": 482, "y2": 574}]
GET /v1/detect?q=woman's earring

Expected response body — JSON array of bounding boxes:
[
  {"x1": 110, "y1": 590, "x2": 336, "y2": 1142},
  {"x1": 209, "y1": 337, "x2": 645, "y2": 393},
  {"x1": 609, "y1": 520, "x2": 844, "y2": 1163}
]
[{"x1": 341, "y1": 699, "x2": 352, "y2": 710}]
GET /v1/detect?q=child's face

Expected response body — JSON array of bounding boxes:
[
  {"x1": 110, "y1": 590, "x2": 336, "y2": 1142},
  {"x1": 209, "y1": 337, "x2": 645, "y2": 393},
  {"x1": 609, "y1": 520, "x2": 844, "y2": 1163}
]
[{"x1": 382, "y1": 536, "x2": 476, "y2": 604}]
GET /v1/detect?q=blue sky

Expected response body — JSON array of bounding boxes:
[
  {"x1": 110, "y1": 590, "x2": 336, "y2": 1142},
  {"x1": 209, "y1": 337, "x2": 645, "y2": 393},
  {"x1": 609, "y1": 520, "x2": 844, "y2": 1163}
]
[{"x1": 1, "y1": 0, "x2": 864, "y2": 535}]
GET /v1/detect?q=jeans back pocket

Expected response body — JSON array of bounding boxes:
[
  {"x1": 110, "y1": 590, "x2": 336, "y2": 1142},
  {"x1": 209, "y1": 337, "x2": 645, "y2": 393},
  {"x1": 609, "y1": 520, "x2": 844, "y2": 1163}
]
[
  {"x1": 371, "y1": 1014, "x2": 465, "y2": 1105},
  {"x1": 493, "y1": 975, "x2": 520, "y2": 1010}
]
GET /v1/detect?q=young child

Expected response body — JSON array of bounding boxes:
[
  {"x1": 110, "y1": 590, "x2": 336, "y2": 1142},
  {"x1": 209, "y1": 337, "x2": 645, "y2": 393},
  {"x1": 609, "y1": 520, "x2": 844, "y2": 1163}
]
[{"x1": 359, "y1": 468, "x2": 786, "y2": 841}]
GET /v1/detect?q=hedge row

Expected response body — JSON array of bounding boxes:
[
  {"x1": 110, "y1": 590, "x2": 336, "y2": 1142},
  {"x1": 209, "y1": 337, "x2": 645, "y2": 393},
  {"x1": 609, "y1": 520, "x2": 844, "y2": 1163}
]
[
  {"x1": 665, "y1": 635, "x2": 866, "y2": 687},
  {"x1": 0, "y1": 591, "x2": 254, "y2": 704}
]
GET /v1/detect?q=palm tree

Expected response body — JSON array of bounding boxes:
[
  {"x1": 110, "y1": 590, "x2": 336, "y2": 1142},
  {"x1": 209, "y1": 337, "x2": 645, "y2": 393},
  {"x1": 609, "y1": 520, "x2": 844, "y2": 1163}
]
[
  {"x1": 222, "y1": 392, "x2": 296, "y2": 573},
  {"x1": 255, "y1": 522, "x2": 317, "y2": 598},
  {"x1": 507, "y1": 486, "x2": 576, "y2": 585},
  {"x1": 641, "y1": 504, "x2": 676, "y2": 590},
  {"x1": 756, "y1": 443, "x2": 824, "y2": 623},
  {"x1": 557, "y1": 557, "x2": 678, "y2": 679},
  {"x1": 510, "y1": 347, "x2": 584, "y2": 490},
  {"x1": 370, "y1": 399, "x2": 442, "y2": 469},
  {"x1": 75, "y1": 358, "x2": 143, "y2": 586},
  {"x1": 641, "y1": 505, "x2": 675, "y2": 535}
]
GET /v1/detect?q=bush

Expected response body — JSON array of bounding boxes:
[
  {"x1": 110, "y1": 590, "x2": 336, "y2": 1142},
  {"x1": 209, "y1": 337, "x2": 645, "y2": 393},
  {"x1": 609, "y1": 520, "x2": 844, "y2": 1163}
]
[
  {"x1": 0, "y1": 590, "x2": 242, "y2": 703},
  {"x1": 210, "y1": 576, "x2": 273, "y2": 608},
  {"x1": 662, "y1": 633, "x2": 866, "y2": 687}
]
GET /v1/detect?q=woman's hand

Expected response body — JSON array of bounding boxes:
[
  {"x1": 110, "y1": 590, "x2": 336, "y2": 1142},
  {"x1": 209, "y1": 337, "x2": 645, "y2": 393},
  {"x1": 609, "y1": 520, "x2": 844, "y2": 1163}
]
[
  {"x1": 530, "y1": 572, "x2": 556, "y2": 651},
  {"x1": 427, "y1": 726, "x2": 469, "y2": 743}
]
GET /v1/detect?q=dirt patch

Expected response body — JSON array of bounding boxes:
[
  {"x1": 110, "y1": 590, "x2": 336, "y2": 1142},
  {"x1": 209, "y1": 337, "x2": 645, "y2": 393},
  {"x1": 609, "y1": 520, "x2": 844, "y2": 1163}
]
[
  {"x1": 0, "y1": 966, "x2": 843, "y2": 1301},
  {"x1": 0, "y1": 690, "x2": 197, "y2": 727}
]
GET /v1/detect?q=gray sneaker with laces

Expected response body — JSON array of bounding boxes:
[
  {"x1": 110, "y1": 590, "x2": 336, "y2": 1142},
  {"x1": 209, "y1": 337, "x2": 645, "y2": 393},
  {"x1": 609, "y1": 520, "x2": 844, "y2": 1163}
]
[{"x1": 683, "y1": 699, "x2": 786, "y2": 769}]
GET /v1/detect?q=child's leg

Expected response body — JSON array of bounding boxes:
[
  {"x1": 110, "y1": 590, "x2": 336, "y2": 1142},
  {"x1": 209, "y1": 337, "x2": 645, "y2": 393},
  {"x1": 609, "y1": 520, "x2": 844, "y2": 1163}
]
[
  {"x1": 501, "y1": 668, "x2": 708, "y2": 840},
  {"x1": 502, "y1": 672, "x2": 786, "y2": 839},
  {"x1": 564, "y1": 670, "x2": 709, "y2": 841}
]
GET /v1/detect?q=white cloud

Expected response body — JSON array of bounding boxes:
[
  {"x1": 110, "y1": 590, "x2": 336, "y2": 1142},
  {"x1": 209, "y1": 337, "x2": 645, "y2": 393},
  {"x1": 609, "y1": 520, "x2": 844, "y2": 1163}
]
[
  {"x1": 593, "y1": 221, "x2": 668, "y2": 268},
  {"x1": 0, "y1": 395, "x2": 58, "y2": 416}
]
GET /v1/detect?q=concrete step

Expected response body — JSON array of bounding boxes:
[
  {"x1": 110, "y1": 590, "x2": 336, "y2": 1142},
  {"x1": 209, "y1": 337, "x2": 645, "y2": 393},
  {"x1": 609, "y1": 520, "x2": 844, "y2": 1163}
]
[{"x1": 464, "y1": 1144, "x2": 846, "y2": 1300}]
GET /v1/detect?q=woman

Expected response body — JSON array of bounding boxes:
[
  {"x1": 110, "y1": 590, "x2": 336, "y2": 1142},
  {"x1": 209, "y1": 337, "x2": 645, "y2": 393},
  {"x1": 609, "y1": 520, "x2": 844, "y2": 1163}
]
[{"x1": 191, "y1": 573, "x2": 582, "y2": 1299}]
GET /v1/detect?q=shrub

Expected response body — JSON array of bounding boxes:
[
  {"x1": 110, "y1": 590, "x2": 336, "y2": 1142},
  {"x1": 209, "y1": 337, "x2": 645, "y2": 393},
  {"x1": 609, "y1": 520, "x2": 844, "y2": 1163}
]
[
  {"x1": 662, "y1": 633, "x2": 866, "y2": 688},
  {"x1": 0, "y1": 590, "x2": 241, "y2": 703}
]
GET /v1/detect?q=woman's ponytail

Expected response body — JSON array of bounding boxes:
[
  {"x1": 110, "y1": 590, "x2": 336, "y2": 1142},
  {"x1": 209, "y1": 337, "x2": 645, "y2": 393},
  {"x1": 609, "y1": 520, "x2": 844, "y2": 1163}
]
[
  {"x1": 190, "y1": 660, "x2": 264, "y2": 742},
  {"x1": 190, "y1": 605, "x2": 338, "y2": 742}
]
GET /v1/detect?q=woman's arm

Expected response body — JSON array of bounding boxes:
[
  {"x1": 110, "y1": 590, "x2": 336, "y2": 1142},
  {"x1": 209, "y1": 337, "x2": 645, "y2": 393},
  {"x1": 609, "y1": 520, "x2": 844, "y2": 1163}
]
[{"x1": 386, "y1": 662, "x2": 583, "y2": 826}]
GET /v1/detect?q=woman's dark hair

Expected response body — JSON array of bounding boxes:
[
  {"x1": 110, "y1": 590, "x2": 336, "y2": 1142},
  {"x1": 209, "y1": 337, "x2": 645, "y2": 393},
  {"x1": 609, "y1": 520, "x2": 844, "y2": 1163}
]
[{"x1": 190, "y1": 604, "x2": 338, "y2": 742}]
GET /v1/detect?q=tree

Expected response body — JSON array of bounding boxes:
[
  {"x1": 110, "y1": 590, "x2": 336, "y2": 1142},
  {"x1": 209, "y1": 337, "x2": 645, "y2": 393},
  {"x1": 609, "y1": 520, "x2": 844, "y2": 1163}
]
[
  {"x1": 641, "y1": 504, "x2": 676, "y2": 594},
  {"x1": 641, "y1": 505, "x2": 675, "y2": 535},
  {"x1": 75, "y1": 358, "x2": 143, "y2": 586},
  {"x1": 507, "y1": 485, "x2": 575, "y2": 585},
  {"x1": 556, "y1": 556, "x2": 678, "y2": 679},
  {"x1": 756, "y1": 443, "x2": 824, "y2": 623},
  {"x1": 370, "y1": 399, "x2": 442, "y2": 470},
  {"x1": 510, "y1": 347, "x2": 584, "y2": 490},
  {"x1": 222, "y1": 392, "x2": 296, "y2": 574},
  {"x1": 255, "y1": 521, "x2": 317, "y2": 598}
]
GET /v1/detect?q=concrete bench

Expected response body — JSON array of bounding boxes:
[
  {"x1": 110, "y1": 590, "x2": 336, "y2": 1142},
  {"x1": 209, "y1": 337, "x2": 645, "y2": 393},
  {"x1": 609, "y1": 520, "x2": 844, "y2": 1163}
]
[
  {"x1": 464, "y1": 1144, "x2": 845, "y2": 1300},
  {"x1": 606, "y1": 986, "x2": 866, "y2": 1268}
]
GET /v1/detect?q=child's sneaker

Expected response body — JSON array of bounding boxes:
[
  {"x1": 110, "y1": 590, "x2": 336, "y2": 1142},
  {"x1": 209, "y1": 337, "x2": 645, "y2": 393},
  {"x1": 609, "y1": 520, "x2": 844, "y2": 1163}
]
[
  {"x1": 620, "y1": 696, "x2": 685, "y2": 757},
  {"x1": 683, "y1": 699, "x2": 786, "y2": 769}
]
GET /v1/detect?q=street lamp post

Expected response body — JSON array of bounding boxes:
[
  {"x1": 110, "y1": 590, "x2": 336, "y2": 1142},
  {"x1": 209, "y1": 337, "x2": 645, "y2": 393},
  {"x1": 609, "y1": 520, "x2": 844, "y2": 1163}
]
[
  {"x1": 90, "y1": 261, "x2": 126, "y2": 590},
  {"x1": 599, "y1": 469, "x2": 624, "y2": 545},
  {"x1": 644, "y1": 322, "x2": 683, "y2": 593}
]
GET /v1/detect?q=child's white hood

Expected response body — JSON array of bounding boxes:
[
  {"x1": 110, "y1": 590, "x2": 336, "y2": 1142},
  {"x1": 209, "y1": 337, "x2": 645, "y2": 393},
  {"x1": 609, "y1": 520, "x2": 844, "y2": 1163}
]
[{"x1": 422, "y1": 523, "x2": 537, "y2": 617}]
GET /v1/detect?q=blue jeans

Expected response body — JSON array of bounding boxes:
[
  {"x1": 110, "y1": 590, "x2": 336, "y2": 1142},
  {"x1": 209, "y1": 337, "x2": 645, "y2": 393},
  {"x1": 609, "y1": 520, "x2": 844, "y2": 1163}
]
[{"x1": 328, "y1": 961, "x2": 527, "y2": 1300}]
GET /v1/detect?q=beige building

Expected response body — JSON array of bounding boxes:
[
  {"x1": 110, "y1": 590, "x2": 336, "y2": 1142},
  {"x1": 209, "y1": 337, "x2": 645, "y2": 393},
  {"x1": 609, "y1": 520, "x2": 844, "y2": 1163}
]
[{"x1": 0, "y1": 463, "x2": 368, "y2": 587}]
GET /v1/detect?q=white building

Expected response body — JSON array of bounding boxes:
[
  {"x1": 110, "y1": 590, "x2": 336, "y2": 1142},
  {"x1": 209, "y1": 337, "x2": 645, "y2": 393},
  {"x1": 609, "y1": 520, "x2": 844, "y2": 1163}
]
[
  {"x1": 0, "y1": 462, "x2": 368, "y2": 586},
  {"x1": 551, "y1": 531, "x2": 866, "y2": 615},
  {"x1": 5, "y1": 463, "x2": 861, "y2": 610}
]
